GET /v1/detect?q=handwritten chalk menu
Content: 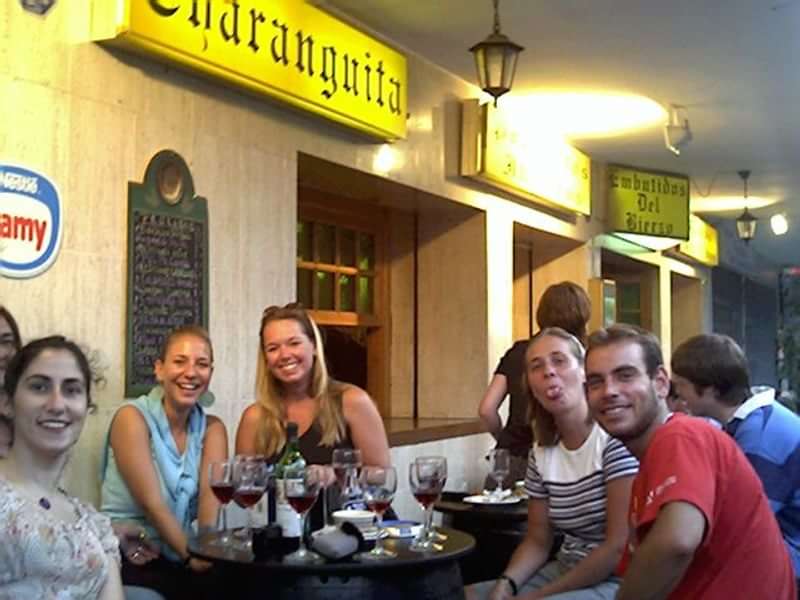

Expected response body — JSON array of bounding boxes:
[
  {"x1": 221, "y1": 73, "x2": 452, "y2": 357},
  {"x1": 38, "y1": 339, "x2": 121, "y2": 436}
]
[{"x1": 125, "y1": 151, "x2": 209, "y2": 397}]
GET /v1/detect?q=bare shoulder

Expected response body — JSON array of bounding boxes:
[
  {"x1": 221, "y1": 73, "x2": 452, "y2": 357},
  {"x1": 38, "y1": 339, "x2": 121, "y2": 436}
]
[
  {"x1": 109, "y1": 405, "x2": 150, "y2": 453},
  {"x1": 205, "y1": 414, "x2": 227, "y2": 431},
  {"x1": 111, "y1": 405, "x2": 148, "y2": 434},
  {"x1": 340, "y1": 385, "x2": 374, "y2": 412},
  {"x1": 239, "y1": 403, "x2": 263, "y2": 423}
]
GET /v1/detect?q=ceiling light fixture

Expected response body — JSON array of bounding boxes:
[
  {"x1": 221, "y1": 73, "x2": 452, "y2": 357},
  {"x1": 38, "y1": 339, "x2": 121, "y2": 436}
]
[
  {"x1": 469, "y1": 0, "x2": 524, "y2": 106},
  {"x1": 735, "y1": 170, "x2": 757, "y2": 243},
  {"x1": 664, "y1": 104, "x2": 692, "y2": 156},
  {"x1": 771, "y1": 213, "x2": 789, "y2": 236}
]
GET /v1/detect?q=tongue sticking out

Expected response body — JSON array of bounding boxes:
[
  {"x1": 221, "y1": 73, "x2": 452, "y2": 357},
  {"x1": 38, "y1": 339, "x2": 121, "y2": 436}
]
[{"x1": 545, "y1": 386, "x2": 561, "y2": 399}]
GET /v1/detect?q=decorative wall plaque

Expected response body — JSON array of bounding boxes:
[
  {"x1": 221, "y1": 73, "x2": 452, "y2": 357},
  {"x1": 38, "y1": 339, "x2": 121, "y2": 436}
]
[{"x1": 125, "y1": 150, "x2": 209, "y2": 397}]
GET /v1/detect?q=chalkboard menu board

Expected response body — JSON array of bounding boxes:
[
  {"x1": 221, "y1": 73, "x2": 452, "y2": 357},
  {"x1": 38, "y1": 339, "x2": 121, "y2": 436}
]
[{"x1": 125, "y1": 151, "x2": 209, "y2": 397}]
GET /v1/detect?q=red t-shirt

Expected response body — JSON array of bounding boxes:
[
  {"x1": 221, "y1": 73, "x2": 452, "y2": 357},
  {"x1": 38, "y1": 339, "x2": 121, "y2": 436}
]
[{"x1": 624, "y1": 414, "x2": 795, "y2": 599}]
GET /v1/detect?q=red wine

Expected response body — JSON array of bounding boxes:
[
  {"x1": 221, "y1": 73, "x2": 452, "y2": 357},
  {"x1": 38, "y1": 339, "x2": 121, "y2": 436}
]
[
  {"x1": 414, "y1": 491, "x2": 440, "y2": 508},
  {"x1": 211, "y1": 483, "x2": 234, "y2": 504},
  {"x1": 287, "y1": 494, "x2": 317, "y2": 514},
  {"x1": 367, "y1": 499, "x2": 392, "y2": 516},
  {"x1": 233, "y1": 488, "x2": 264, "y2": 508}
]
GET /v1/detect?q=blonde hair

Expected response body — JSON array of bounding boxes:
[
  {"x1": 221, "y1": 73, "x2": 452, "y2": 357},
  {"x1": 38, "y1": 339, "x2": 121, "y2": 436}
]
[
  {"x1": 253, "y1": 304, "x2": 346, "y2": 457},
  {"x1": 525, "y1": 327, "x2": 588, "y2": 447}
]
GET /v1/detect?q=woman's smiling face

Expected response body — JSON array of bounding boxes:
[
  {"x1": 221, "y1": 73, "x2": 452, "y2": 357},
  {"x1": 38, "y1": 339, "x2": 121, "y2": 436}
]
[
  {"x1": 155, "y1": 334, "x2": 213, "y2": 410},
  {"x1": 12, "y1": 348, "x2": 89, "y2": 457},
  {"x1": 262, "y1": 318, "x2": 315, "y2": 389}
]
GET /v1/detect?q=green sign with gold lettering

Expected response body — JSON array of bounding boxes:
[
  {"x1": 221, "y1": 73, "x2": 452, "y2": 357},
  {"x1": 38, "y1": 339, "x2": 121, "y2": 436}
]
[{"x1": 607, "y1": 165, "x2": 689, "y2": 240}]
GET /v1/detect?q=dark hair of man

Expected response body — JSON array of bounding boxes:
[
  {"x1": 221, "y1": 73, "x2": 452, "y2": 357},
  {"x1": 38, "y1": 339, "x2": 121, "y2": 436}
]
[
  {"x1": 4, "y1": 335, "x2": 99, "y2": 412},
  {"x1": 536, "y1": 282, "x2": 592, "y2": 345},
  {"x1": 0, "y1": 306, "x2": 22, "y2": 352},
  {"x1": 586, "y1": 323, "x2": 664, "y2": 377},
  {"x1": 671, "y1": 334, "x2": 751, "y2": 407}
]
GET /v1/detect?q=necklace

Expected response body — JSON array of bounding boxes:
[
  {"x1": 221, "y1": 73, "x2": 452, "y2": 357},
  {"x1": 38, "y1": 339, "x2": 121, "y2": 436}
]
[{"x1": 37, "y1": 487, "x2": 67, "y2": 510}]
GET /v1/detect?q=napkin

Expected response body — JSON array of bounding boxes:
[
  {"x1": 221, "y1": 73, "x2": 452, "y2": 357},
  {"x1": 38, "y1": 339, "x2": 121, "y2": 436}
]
[{"x1": 310, "y1": 522, "x2": 365, "y2": 560}]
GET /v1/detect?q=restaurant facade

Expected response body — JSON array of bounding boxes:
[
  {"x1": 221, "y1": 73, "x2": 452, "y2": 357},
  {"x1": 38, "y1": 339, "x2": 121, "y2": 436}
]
[{"x1": 1, "y1": 1, "x2": 724, "y2": 518}]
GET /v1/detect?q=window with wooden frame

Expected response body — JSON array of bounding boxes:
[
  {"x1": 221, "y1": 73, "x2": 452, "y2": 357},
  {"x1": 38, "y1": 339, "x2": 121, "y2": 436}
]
[
  {"x1": 296, "y1": 191, "x2": 389, "y2": 415},
  {"x1": 296, "y1": 220, "x2": 379, "y2": 326}
]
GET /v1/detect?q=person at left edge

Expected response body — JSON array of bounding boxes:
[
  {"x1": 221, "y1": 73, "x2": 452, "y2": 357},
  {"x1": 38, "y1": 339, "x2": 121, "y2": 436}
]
[
  {"x1": 0, "y1": 336, "x2": 123, "y2": 599},
  {"x1": 0, "y1": 305, "x2": 23, "y2": 457},
  {"x1": 101, "y1": 325, "x2": 228, "y2": 600}
]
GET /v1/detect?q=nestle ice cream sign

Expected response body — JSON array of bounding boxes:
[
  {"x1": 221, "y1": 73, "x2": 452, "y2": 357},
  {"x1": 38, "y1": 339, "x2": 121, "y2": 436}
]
[{"x1": 0, "y1": 165, "x2": 62, "y2": 278}]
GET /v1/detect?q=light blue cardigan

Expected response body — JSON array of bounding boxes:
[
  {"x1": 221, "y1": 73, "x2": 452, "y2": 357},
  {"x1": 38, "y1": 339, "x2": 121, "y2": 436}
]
[{"x1": 100, "y1": 385, "x2": 207, "y2": 561}]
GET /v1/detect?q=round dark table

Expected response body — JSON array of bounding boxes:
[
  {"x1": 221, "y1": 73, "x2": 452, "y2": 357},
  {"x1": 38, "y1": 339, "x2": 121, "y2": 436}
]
[
  {"x1": 435, "y1": 492, "x2": 528, "y2": 585},
  {"x1": 188, "y1": 526, "x2": 475, "y2": 600}
]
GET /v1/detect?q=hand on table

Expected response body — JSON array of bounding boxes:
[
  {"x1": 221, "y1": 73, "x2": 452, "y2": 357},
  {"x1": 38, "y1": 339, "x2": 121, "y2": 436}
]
[
  {"x1": 187, "y1": 557, "x2": 213, "y2": 573},
  {"x1": 113, "y1": 522, "x2": 160, "y2": 566},
  {"x1": 488, "y1": 580, "x2": 515, "y2": 600}
]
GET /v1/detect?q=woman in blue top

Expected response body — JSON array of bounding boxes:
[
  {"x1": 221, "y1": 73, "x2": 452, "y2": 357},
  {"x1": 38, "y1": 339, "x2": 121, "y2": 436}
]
[
  {"x1": 468, "y1": 328, "x2": 637, "y2": 600},
  {"x1": 101, "y1": 325, "x2": 228, "y2": 600}
]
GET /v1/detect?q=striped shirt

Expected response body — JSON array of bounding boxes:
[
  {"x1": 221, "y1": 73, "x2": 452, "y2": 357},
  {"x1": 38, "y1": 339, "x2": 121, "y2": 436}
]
[{"x1": 525, "y1": 423, "x2": 639, "y2": 567}]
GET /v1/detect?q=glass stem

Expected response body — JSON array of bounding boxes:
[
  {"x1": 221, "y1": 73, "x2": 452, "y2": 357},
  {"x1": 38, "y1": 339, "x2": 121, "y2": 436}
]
[
  {"x1": 322, "y1": 487, "x2": 328, "y2": 526},
  {"x1": 221, "y1": 504, "x2": 228, "y2": 542},
  {"x1": 374, "y1": 512, "x2": 384, "y2": 553},
  {"x1": 246, "y1": 507, "x2": 254, "y2": 545},
  {"x1": 424, "y1": 504, "x2": 434, "y2": 538},
  {"x1": 299, "y1": 512, "x2": 308, "y2": 553}
]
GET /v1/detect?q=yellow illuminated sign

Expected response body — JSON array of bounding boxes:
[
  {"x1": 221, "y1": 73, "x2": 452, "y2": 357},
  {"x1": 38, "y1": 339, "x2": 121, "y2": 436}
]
[
  {"x1": 91, "y1": 0, "x2": 407, "y2": 140},
  {"x1": 678, "y1": 215, "x2": 719, "y2": 266},
  {"x1": 607, "y1": 165, "x2": 689, "y2": 240},
  {"x1": 460, "y1": 100, "x2": 591, "y2": 215}
]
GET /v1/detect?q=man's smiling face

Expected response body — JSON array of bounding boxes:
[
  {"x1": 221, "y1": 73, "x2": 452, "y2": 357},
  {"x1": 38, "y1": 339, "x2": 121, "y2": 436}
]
[{"x1": 585, "y1": 340, "x2": 669, "y2": 450}]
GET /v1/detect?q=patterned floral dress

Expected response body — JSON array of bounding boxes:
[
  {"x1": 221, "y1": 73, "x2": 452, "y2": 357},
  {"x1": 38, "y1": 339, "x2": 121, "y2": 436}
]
[{"x1": 0, "y1": 477, "x2": 121, "y2": 599}]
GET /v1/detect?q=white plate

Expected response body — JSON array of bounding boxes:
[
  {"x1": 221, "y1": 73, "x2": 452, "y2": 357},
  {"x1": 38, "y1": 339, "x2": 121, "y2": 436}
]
[{"x1": 463, "y1": 494, "x2": 523, "y2": 505}]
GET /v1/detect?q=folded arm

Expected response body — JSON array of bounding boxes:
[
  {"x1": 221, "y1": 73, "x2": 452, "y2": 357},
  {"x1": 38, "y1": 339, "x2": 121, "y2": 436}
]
[{"x1": 616, "y1": 501, "x2": 705, "y2": 600}]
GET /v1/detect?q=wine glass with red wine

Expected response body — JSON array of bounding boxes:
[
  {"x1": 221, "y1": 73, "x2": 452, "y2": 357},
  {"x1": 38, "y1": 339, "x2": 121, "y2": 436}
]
[
  {"x1": 233, "y1": 456, "x2": 269, "y2": 547},
  {"x1": 283, "y1": 465, "x2": 323, "y2": 563},
  {"x1": 209, "y1": 459, "x2": 234, "y2": 546},
  {"x1": 409, "y1": 456, "x2": 447, "y2": 552},
  {"x1": 356, "y1": 466, "x2": 398, "y2": 561}
]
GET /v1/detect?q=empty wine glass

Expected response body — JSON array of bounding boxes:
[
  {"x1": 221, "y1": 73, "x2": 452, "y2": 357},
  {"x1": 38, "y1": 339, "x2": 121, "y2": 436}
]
[
  {"x1": 332, "y1": 448, "x2": 363, "y2": 508},
  {"x1": 409, "y1": 456, "x2": 447, "y2": 552},
  {"x1": 208, "y1": 459, "x2": 234, "y2": 546},
  {"x1": 488, "y1": 449, "x2": 510, "y2": 500},
  {"x1": 283, "y1": 465, "x2": 323, "y2": 563},
  {"x1": 357, "y1": 466, "x2": 397, "y2": 561}
]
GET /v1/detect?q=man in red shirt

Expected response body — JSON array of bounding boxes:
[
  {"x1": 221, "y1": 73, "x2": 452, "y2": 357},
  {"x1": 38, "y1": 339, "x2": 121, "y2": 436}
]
[{"x1": 584, "y1": 324, "x2": 795, "y2": 600}]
